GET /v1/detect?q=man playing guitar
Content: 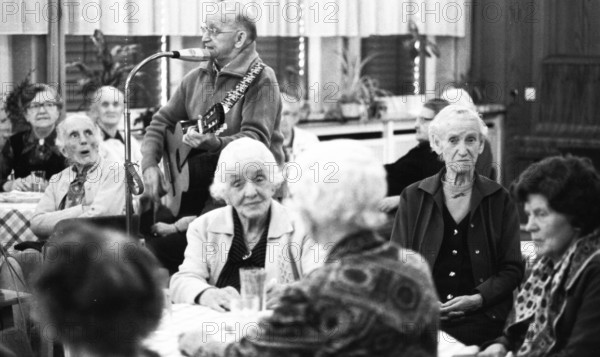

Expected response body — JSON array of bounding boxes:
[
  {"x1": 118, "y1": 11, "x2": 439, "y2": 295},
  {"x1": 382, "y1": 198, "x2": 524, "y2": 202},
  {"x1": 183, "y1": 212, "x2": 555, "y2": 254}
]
[{"x1": 141, "y1": 1, "x2": 284, "y2": 273}]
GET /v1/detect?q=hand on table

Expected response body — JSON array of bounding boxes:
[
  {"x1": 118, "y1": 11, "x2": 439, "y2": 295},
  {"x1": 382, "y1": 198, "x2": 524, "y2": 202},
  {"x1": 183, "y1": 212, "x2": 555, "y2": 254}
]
[
  {"x1": 143, "y1": 166, "x2": 167, "y2": 203},
  {"x1": 179, "y1": 329, "x2": 228, "y2": 357},
  {"x1": 378, "y1": 196, "x2": 400, "y2": 213},
  {"x1": 477, "y1": 343, "x2": 509, "y2": 357},
  {"x1": 199, "y1": 287, "x2": 240, "y2": 312},
  {"x1": 4, "y1": 174, "x2": 47, "y2": 192},
  {"x1": 5, "y1": 177, "x2": 30, "y2": 192},
  {"x1": 440, "y1": 294, "x2": 483, "y2": 320}
]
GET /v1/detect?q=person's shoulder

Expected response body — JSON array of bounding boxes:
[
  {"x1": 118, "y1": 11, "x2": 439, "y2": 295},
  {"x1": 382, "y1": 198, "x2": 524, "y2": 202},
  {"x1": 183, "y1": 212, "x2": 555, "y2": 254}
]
[
  {"x1": 180, "y1": 66, "x2": 210, "y2": 88},
  {"x1": 254, "y1": 58, "x2": 278, "y2": 81},
  {"x1": 567, "y1": 251, "x2": 600, "y2": 292},
  {"x1": 476, "y1": 173, "x2": 506, "y2": 196},
  {"x1": 405, "y1": 173, "x2": 439, "y2": 195},
  {"x1": 9, "y1": 129, "x2": 28, "y2": 140}
]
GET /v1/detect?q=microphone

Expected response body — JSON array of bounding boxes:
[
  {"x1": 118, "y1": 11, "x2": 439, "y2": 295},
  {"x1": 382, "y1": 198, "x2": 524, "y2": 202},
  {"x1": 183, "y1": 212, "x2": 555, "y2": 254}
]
[{"x1": 169, "y1": 48, "x2": 212, "y2": 61}]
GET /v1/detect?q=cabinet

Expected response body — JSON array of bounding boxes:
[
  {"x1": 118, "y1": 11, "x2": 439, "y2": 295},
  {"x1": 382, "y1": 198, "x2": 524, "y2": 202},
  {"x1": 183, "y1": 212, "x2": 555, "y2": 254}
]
[{"x1": 299, "y1": 104, "x2": 505, "y2": 182}]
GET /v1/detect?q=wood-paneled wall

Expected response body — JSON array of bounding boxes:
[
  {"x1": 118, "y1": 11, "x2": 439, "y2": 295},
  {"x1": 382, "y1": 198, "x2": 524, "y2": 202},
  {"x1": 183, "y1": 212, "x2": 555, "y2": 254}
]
[{"x1": 471, "y1": 0, "x2": 600, "y2": 185}]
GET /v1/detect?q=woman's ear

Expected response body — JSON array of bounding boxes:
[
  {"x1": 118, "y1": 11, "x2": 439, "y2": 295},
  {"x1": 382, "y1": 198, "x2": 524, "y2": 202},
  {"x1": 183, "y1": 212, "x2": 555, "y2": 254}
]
[
  {"x1": 430, "y1": 135, "x2": 442, "y2": 155},
  {"x1": 478, "y1": 136, "x2": 485, "y2": 154}
]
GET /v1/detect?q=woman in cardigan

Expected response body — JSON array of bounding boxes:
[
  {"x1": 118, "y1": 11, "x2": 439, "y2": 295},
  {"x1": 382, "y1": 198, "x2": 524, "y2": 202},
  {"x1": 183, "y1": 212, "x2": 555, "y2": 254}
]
[
  {"x1": 478, "y1": 156, "x2": 600, "y2": 357},
  {"x1": 170, "y1": 138, "x2": 315, "y2": 311},
  {"x1": 180, "y1": 140, "x2": 440, "y2": 357},
  {"x1": 390, "y1": 105, "x2": 524, "y2": 346}
]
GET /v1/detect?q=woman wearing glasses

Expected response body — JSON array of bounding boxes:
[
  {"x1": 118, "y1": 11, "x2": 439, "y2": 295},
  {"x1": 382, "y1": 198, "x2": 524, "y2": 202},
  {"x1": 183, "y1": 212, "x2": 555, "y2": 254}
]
[{"x1": 0, "y1": 83, "x2": 66, "y2": 192}]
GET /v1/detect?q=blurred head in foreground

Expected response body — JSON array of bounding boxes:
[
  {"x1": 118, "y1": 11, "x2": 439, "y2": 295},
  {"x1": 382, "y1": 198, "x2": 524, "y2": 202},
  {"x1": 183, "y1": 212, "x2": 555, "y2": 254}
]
[
  {"x1": 289, "y1": 139, "x2": 387, "y2": 243},
  {"x1": 34, "y1": 223, "x2": 163, "y2": 357}
]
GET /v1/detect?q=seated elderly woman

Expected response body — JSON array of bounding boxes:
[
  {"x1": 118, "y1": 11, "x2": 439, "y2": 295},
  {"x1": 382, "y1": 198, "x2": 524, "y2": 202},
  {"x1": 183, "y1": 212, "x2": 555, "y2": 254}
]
[
  {"x1": 34, "y1": 223, "x2": 163, "y2": 357},
  {"x1": 477, "y1": 156, "x2": 600, "y2": 357},
  {"x1": 170, "y1": 137, "x2": 316, "y2": 311},
  {"x1": 30, "y1": 114, "x2": 126, "y2": 238},
  {"x1": 391, "y1": 105, "x2": 524, "y2": 346},
  {"x1": 180, "y1": 140, "x2": 439, "y2": 357},
  {"x1": 1, "y1": 83, "x2": 66, "y2": 192}
]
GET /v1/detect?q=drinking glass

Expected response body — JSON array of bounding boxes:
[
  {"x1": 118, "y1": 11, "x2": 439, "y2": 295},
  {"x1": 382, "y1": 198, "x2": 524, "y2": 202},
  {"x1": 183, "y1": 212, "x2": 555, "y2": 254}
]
[
  {"x1": 233, "y1": 268, "x2": 267, "y2": 312},
  {"x1": 32, "y1": 170, "x2": 46, "y2": 192}
]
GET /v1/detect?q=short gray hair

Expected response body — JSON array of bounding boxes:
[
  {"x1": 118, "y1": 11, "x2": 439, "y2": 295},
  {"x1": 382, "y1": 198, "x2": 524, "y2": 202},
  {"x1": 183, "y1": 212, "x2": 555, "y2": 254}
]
[
  {"x1": 210, "y1": 1, "x2": 257, "y2": 42},
  {"x1": 210, "y1": 138, "x2": 282, "y2": 203},
  {"x1": 428, "y1": 105, "x2": 488, "y2": 155},
  {"x1": 56, "y1": 114, "x2": 102, "y2": 155},
  {"x1": 289, "y1": 140, "x2": 387, "y2": 231}
]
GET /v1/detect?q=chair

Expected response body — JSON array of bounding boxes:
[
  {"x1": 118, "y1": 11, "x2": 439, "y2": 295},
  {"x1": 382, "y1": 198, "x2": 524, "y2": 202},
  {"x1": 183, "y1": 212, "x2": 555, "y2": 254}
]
[
  {"x1": 51, "y1": 215, "x2": 140, "y2": 238},
  {"x1": 0, "y1": 328, "x2": 34, "y2": 357}
]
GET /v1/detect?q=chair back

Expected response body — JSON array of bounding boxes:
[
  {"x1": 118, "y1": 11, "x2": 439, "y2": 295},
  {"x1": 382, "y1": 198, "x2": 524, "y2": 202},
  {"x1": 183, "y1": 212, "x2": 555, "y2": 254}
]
[{"x1": 0, "y1": 328, "x2": 34, "y2": 357}]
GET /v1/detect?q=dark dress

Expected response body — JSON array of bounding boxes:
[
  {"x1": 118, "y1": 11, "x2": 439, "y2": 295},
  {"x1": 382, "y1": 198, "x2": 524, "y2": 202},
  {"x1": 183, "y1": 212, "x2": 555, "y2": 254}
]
[
  {"x1": 0, "y1": 128, "x2": 66, "y2": 190},
  {"x1": 391, "y1": 170, "x2": 524, "y2": 346}
]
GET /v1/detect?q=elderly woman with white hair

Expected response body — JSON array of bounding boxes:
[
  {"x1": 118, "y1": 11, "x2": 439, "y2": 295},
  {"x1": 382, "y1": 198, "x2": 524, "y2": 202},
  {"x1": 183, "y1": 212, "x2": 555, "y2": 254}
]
[
  {"x1": 391, "y1": 105, "x2": 524, "y2": 346},
  {"x1": 170, "y1": 137, "x2": 310, "y2": 311},
  {"x1": 180, "y1": 139, "x2": 439, "y2": 356},
  {"x1": 30, "y1": 114, "x2": 126, "y2": 238}
]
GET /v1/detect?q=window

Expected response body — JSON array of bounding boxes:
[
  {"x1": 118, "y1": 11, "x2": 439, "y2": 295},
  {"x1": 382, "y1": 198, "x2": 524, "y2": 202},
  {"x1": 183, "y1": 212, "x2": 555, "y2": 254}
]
[
  {"x1": 361, "y1": 35, "x2": 418, "y2": 95},
  {"x1": 256, "y1": 36, "x2": 307, "y2": 96},
  {"x1": 65, "y1": 35, "x2": 162, "y2": 111}
]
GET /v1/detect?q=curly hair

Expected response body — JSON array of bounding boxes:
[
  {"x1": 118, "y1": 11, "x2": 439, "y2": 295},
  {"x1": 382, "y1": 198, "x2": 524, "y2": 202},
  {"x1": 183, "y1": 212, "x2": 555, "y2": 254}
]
[
  {"x1": 428, "y1": 104, "x2": 488, "y2": 156},
  {"x1": 423, "y1": 98, "x2": 450, "y2": 116},
  {"x1": 55, "y1": 114, "x2": 103, "y2": 163},
  {"x1": 289, "y1": 140, "x2": 387, "y2": 232},
  {"x1": 210, "y1": 137, "x2": 283, "y2": 203},
  {"x1": 511, "y1": 155, "x2": 600, "y2": 234},
  {"x1": 34, "y1": 223, "x2": 164, "y2": 356}
]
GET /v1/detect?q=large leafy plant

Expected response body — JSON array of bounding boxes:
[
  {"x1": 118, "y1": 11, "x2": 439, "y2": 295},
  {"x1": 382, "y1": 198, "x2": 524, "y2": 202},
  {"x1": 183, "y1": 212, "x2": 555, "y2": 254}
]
[
  {"x1": 67, "y1": 29, "x2": 139, "y2": 89},
  {"x1": 337, "y1": 50, "x2": 381, "y2": 105}
]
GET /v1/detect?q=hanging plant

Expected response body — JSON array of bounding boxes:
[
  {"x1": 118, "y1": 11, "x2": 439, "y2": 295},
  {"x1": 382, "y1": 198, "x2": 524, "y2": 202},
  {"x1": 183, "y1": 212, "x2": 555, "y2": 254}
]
[
  {"x1": 407, "y1": 20, "x2": 440, "y2": 59},
  {"x1": 3, "y1": 69, "x2": 35, "y2": 129}
]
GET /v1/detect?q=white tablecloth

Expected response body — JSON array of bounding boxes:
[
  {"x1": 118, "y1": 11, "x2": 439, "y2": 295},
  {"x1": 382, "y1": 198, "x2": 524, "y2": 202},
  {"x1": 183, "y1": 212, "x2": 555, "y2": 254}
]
[{"x1": 145, "y1": 304, "x2": 468, "y2": 357}]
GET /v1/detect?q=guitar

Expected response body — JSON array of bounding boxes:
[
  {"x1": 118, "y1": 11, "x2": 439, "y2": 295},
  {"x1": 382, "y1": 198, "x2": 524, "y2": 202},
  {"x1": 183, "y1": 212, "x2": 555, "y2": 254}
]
[
  {"x1": 163, "y1": 103, "x2": 227, "y2": 216},
  {"x1": 161, "y1": 61, "x2": 265, "y2": 217}
]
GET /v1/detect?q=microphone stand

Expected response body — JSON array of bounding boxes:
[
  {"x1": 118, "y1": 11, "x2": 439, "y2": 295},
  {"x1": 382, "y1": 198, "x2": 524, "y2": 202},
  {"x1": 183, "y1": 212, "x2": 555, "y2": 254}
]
[{"x1": 123, "y1": 52, "x2": 172, "y2": 238}]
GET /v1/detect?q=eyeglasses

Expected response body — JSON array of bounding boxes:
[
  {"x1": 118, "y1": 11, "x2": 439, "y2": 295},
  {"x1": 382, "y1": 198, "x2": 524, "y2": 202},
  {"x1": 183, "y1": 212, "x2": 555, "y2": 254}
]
[
  {"x1": 200, "y1": 23, "x2": 236, "y2": 37},
  {"x1": 27, "y1": 102, "x2": 59, "y2": 112}
]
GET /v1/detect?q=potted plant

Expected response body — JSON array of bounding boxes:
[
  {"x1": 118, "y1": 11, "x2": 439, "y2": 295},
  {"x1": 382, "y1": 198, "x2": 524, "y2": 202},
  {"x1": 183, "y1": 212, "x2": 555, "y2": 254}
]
[
  {"x1": 337, "y1": 50, "x2": 391, "y2": 120},
  {"x1": 67, "y1": 29, "x2": 139, "y2": 96}
]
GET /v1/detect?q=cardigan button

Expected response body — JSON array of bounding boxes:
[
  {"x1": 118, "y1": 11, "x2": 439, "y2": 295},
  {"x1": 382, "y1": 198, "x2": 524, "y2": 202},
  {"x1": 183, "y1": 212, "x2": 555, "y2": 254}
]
[
  {"x1": 449, "y1": 271, "x2": 456, "y2": 277},
  {"x1": 475, "y1": 250, "x2": 480, "y2": 254},
  {"x1": 453, "y1": 229, "x2": 458, "y2": 235},
  {"x1": 447, "y1": 294, "x2": 454, "y2": 300},
  {"x1": 452, "y1": 250, "x2": 458, "y2": 255}
]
